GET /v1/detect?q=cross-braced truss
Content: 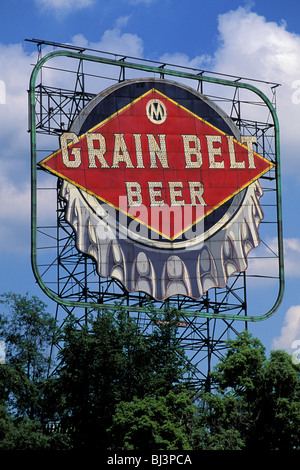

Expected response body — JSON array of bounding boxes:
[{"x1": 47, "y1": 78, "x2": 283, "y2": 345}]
[{"x1": 28, "y1": 39, "x2": 283, "y2": 390}]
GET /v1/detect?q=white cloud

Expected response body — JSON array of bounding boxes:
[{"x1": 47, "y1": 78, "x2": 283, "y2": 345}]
[
  {"x1": 214, "y1": 7, "x2": 300, "y2": 82},
  {"x1": 2, "y1": 5, "x2": 300, "y2": 259},
  {"x1": 0, "y1": 43, "x2": 33, "y2": 253},
  {"x1": 36, "y1": 0, "x2": 95, "y2": 14},
  {"x1": 272, "y1": 305, "x2": 300, "y2": 352},
  {"x1": 283, "y1": 238, "x2": 300, "y2": 277},
  {"x1": 129, "y1": 0, "x2": 156, "y2": 5},
  {"x1": 0, "y1": 43, "x2": 35, "y2": 167},
  {"x1": 284, "y1": 237, "x2": 300, "y2": 253},
  {"x1": 0, "y1": 21, "x2": 145, "y2": 256},
  {"x1": 0, "y1": 176, "x2": 30, "y2": 222},
  {"x1": 0, "y1": 172, "x2": 56, "y2": 254},
  {"x1": 212, "y1": 7, "x2": 300, "y2": 175},
  {"x1": 246, "y1": 237, "x2": 300, "y2": 286},
  {"x1": 115, "y1": 16, "x2": 131, "y2": 29},
  {"x1": 69, "y1": 26, "x2": 144, "y2": 95},
  {"x1": 72, "y1": 26, "x2": 144, "y2": 58},
  {"x1": 159, "y1": 52, "x2": 210, "y2": 70}
]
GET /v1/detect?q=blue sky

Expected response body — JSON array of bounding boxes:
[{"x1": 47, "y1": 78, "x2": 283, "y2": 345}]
[{"x1": 1, "y1": 0, "x2": 300, "y2": 359}]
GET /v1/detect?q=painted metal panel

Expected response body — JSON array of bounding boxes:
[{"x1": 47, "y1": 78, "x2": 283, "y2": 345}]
[
  {"x1": 29, "y1": 50, "x2": 284, "y2": 320},
  {"x1": 38, "y1": 78, "x2": 274, "y2": 301}
]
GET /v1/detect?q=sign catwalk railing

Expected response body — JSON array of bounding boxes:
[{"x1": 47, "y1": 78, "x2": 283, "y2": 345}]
[{"x1": 28, "y1": 40, "x2": 284, "y2": 322}]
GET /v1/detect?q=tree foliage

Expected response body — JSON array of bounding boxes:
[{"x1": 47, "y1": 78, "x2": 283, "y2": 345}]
[
  {"x1": 108, "y1": 391, "x2": 194, "y2": 451},
  {"x1": 51, "y1": 308, "x2": 192, "y2": 450},
  {"x1": 0, "y1": 293, "x2": 299, "y2": 451},
  {"x1": 0, "y1": 292, "x2": 65, "y2": 449},
  {"x1": 195, "y1": 331, "x2": 300, "y2": 450}
]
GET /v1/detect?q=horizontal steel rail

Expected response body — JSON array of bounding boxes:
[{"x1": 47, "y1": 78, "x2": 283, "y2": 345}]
[{"x1": 29, "y1": 49, "x2": 284, "y2": 321}]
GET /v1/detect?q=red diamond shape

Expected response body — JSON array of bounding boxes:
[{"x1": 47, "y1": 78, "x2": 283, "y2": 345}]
[{"x1": 39, "y1": 89, "x2": 274, "y2": 240}]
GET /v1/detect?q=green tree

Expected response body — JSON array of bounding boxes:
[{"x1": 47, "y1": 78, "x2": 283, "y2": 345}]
[
  {"x1": 196, "y1": 331, "x2": 300, "y2": 451},
  {"x1": 212, "y1": 331, "x2": 266, "y2": 402},
  {"x1": 0, "y1": 293, "x2": 56, "y2": 378},
  {"x1": 0, "y1": 292, "x2": 64, "y2": 449},
  {"x1": 2, "y1": 293, "x2": 299, "y2": 452},
  {"x1": 248, "y1": 348, "x2": 300, "y2": 450},
  {"x1": 0, "y1": 293, "x2": 57, "y2": 419},
  {"x1": 108, "y1": 391, "x2": 195, "y2": 451},
  {"x1": 0, "y1": 402, "x2": 50, "y2": 450},
  {"x1": 53, "y1": 308, "x2": 192, "y2": 450},
  {"x1": 191, "y1": 393, "x2": 246, "y2": 450}
]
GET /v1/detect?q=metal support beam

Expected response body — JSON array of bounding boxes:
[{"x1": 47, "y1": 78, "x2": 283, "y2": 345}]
[{"x1": 27, "y1": 39, "x2": 284, "y2": 388}]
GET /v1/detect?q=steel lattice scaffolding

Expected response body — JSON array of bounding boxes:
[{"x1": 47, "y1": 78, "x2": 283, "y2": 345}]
[{"x1": 28, "y1": 39, "x2": 283, "y2": 390}]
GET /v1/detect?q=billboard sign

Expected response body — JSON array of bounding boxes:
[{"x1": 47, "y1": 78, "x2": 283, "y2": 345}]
[{"x1": 39, "y1": 79, "x2": 274, "y2": 301}]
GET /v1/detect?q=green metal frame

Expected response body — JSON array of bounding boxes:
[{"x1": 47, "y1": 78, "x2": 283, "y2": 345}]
[{"x1": 29, "y1": 49, "x2": 284, "y2": 321}]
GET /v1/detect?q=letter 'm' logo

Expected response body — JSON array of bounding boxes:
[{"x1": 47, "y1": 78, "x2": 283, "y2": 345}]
[{"x1": 146, "y1": 99, "x2": 167, "y2": 124}]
